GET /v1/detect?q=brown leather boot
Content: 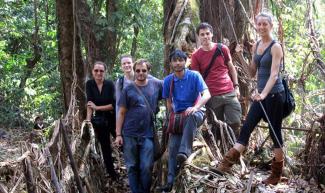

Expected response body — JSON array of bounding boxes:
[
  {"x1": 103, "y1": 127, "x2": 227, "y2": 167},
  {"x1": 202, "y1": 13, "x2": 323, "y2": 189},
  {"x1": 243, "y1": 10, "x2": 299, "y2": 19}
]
[
  {"x1": 262, "y1": 158, "x2": 284, "y2": 185},
  {"x1": 210, "y1": 148, "x2": 240, "y2": 175}
]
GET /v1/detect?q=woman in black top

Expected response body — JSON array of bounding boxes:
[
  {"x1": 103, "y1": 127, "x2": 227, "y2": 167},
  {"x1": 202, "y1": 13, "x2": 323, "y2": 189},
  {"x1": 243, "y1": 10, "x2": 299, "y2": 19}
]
[
  {"x1": 211, "y1": 12, "x2": 285, "y2": 185},
  {"x1": 86, "y1": 61, "x2": 117, "y2": 180}
]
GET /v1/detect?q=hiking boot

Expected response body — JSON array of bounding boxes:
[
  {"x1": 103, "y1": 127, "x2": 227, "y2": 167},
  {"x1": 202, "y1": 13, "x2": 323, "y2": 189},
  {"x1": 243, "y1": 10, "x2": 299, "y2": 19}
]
[
  {"x1": 262, "y1": 158, "x2": 284, "y2": 185},
  {"x1": 210, "y1": 148, "x2": 240, "y2": 175},
  {"x1": 156, "y1": 183, "x2": 173, "y2": 192}
]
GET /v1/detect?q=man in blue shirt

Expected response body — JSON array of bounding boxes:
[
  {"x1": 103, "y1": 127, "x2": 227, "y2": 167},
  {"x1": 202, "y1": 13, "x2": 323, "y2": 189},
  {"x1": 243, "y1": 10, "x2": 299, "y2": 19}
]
[
  {"x1": 115, "y1": 59, "x2": 163, "y2": 193},
  {"x1": 157, "y1": 49, "x2": 211, "y2": 192}
]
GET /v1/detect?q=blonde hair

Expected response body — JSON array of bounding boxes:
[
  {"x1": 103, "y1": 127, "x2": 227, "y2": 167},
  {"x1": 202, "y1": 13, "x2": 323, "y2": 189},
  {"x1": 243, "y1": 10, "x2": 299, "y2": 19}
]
[{"x1": 256, "y1": 12, "x2": 274, "y2": 25}]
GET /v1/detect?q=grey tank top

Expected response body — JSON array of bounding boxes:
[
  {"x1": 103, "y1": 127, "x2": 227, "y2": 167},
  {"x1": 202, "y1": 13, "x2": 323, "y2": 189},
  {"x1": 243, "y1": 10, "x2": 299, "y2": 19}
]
[{"x1": 254, "y1": 40, "x2": 284, "y2": 94}]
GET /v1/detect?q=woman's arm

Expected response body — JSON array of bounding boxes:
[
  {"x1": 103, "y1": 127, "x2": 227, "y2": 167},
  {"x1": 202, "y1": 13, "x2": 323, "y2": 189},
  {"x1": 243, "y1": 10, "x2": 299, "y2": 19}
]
[{"x1": 249, "y1": 43, "x2": 258, "y2": 78}]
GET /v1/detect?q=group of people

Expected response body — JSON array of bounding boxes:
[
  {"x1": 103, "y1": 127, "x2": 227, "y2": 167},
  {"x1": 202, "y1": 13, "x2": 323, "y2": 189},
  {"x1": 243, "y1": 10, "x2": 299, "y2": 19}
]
[{"x1": 85, "y1": 12, "x2": 288, "y2": 193}]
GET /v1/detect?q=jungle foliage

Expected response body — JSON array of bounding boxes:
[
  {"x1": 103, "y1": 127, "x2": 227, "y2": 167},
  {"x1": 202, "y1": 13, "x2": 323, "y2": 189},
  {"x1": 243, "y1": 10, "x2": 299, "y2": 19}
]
[{"x1": 0, "y1": 0, "x2": 324, "y2": 130}]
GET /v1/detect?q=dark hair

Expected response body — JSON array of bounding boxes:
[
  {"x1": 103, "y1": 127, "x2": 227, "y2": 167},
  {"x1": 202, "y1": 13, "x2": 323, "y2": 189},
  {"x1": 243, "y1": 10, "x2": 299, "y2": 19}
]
[
  {"x1": 169, "y1": 49, "x2": 187, "y2": 62},
  {"x1": 93, "y1": 61, "x2": 106, "y2": 70},
  {"x1": 133, "y1": 59, "x2": 151, "y2": 71},
  {"x1": 196, "y1": 22, "x2": 213, "y2": 35},
  {"x1": 120, "y1": 54, "x2": 133, "y2": 62}
]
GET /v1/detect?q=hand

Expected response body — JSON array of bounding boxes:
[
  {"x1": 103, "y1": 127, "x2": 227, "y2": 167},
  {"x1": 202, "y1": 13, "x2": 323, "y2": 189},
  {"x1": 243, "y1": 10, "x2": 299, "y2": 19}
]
[
  {"x1": 87, "y1": 101, "x2": 97, "y2": 110},
  {"x1": 252, "y1": 92, "x2": 266, "y2": 101},
  {"x1": 185, "y1": 106, "x2": 199, "y2": 116},
  {"x1": 114, "y1": 136, "x2": 123, "y2": 146},
  {"x1": 83, "y1": 120, "x2": 92, "y2": 127},
  {"x1": 235, "y1": 44, "x2": 243, "y2": 53}
]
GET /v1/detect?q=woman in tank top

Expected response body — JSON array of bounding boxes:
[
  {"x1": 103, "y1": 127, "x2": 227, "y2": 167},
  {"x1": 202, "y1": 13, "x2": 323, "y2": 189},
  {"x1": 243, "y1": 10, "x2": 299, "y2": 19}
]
[{"x1": 210, "y1": 12, "x2": 286, "y2": 185}]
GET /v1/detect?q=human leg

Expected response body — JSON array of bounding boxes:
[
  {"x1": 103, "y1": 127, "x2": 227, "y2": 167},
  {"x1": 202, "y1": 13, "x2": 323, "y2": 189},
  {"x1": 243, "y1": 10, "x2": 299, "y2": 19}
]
[
  {"x1": 164, "y1": 134, "x2": 182, "y2": 188},
  {"x1": 157, "y1": 134, "x2": 181, "y2": 192},
  {"x1": 223, "y1": 91, "x2": 242, "y2": 138},
  {"x1": 95, "y1": 126, "x2": 117, "y2": 179},
  {"x1": 206, "y1": 96, "x2": 225, "y2": 121},
  {"x1": 178, "y1": 111, "x2": 204, "y2": 157},
  {"x1": 139, "y1": 137, "x2": 154, "y2": 193},
  {"x1": 262, "y1": 92, "x2": 285, "y2": 185},
  {"x1": 212, "y1": 101, "x2": 263, "y2": 174},
  {"x1": 123, "y1": 136, "x2": 140, "y2": 193}
]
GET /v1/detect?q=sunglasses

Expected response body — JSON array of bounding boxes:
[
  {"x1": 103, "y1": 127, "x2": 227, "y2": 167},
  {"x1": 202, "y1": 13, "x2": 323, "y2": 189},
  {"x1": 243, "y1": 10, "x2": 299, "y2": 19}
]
[
  {"x1": 94, "y1": 69, "x2": 105, "y2": 73},
  {"x1": 135, "y1": 69, "x2": 148, "y2": 73}
]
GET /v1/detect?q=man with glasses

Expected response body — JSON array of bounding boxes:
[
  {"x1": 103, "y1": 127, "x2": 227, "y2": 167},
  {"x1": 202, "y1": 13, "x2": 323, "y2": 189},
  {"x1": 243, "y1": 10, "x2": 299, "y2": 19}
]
[{"x1": 115, "y1": 59, "x2": 163, "y2": 193}]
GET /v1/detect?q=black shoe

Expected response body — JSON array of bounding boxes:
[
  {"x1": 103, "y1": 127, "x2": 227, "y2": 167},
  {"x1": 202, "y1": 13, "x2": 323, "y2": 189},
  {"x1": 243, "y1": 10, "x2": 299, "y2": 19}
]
[
  {"x1": 176, "y1": 153, "x2": 187, "y2": 168},
  {"x1": 175, "y1": 153, "x2": 187, "y2": 175},
  {"x1": 156, "y1": 183, "x2": 173, "y2": 192}
]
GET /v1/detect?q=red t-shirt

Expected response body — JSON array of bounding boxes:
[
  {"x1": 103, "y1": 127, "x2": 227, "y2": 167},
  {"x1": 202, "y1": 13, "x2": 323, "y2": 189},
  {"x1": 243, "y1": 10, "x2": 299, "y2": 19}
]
[{"x1": 191, "y1": 44, "x2": 234, "y2": 96}]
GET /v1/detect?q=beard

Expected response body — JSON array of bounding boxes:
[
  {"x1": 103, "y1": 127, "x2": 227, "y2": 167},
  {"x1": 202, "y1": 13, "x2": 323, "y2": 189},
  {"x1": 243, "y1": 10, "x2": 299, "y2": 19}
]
[{"x1": 135, "y1": 74, "x2": 147, "y2": 82}]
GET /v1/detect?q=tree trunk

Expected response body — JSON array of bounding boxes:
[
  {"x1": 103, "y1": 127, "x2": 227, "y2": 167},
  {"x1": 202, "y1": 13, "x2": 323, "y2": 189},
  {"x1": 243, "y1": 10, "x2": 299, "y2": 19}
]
[
  {"x1": 57, "y1": 0, "x2": 86, "y2": 122},
  {"x1": 199, "y1": 0, "x2": 258, "y2": 116},
  {"x1": 163, "y1": 0, "x2": 200, "y2": 74}
]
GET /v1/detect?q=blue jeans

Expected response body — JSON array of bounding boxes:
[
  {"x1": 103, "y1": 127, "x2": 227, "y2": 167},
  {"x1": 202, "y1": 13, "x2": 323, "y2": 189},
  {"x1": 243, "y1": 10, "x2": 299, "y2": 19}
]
[
  {"x1": 123, "y1": 136, "x2": 154, "y2": 193},
  {"x1": 237, "y1": 91, "x2": 285, "y2": 148},
  {"x1": 167, "y1": 111, "x2": 204, "y2": 184}
]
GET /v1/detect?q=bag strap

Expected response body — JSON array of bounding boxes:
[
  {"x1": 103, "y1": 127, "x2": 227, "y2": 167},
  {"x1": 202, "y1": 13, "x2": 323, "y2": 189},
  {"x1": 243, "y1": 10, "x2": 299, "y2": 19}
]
[
  {"x1": 256, "y1": 40, "x2": 275, "y2": 68},
  {"x1": 132, "y1": 82, "x2": 155, "y2": 119},
  {"x1": 118, "y1": 76, "x2": 124, "y2": 91},
  {"x1": 203, "y1": 43, "x2": 223, "y2": 80}
]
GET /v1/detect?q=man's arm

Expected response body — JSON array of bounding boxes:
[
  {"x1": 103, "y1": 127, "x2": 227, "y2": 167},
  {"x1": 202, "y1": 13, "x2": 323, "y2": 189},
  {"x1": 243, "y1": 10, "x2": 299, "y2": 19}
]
[
  {"x1": 86, "y1": 106, "x2": 93, "y2": 121},
  {"x1": 185, "y1": 89, "x2": 211, "y2": 116},
  {"x1": 194, "y1": 89, "x2": 211, "y2": 109},
  {"x1": 227, "y1": 60, "x2": 240, "y2": 98},
  {"x1": 115, "y1": 106, "x2": 127, "y2": 146}
]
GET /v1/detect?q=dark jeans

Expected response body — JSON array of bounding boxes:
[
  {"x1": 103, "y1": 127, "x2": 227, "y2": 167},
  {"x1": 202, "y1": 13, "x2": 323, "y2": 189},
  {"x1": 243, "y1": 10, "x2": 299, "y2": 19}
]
[
  {"x1": 237, "y1": 91, "x2": 285, "y2": 148},
  {"x1": 167, "y1": 111, "x2": 204, "y2": 184},
  {"x1": 123, "y1": 136, "x2": 154, "y2": 193},
  {"x1": 93, "y1": 119, "x2": 117, "y2": 178}
]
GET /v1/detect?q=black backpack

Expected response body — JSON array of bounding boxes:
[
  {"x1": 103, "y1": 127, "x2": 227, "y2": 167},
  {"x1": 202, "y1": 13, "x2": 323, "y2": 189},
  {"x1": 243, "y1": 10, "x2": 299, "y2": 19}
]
[
  {"x1": 118, "y1": 76, "x2": 124, "y2": 91},
  {"x1": 282, "y1": 77, "x2": 295, "y2": 118}
]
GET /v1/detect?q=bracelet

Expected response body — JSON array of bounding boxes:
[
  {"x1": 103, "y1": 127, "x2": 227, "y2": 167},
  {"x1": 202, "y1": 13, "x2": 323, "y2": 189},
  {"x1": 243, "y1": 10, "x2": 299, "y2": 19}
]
[
  {"x1": 116, "y1": 134, "x2": 121, "y2": 137},
  {"x1": 234, "y1": 84, "x2": 239, "y2": 88}
]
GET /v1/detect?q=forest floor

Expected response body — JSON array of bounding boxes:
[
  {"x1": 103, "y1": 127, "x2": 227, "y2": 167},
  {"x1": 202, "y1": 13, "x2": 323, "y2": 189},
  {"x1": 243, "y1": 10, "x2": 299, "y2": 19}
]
[{"x1": 0, "y1": 127, "x2": 324, "y2": 193}]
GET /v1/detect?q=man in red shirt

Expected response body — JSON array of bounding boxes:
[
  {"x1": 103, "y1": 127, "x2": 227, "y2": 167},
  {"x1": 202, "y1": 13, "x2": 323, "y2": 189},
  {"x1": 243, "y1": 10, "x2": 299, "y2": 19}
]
[{"x1": 191, "y1": 22, "x2": 242, "y2": 137}]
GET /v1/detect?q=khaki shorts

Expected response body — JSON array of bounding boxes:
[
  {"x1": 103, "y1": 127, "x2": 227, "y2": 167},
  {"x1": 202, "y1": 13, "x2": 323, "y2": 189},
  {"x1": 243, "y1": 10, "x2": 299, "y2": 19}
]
[{"x1": 206, "y1": 91, "x2": 242, "y2": 125}]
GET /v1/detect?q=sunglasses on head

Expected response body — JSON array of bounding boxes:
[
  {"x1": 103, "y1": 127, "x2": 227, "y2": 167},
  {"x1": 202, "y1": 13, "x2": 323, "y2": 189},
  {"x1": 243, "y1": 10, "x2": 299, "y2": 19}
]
[
  {"x1": 94, "y1": 69, "x2": 104, "y2": 73},
  {"x1": 135, "y1": 69, "x2": 147, "y2": 73}
]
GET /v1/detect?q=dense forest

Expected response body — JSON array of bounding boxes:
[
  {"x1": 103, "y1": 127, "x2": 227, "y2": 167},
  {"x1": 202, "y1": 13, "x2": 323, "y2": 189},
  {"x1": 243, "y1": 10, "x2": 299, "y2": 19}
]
[{"x1": 0, "y1": 0, "x2": 324, "y2": 192}]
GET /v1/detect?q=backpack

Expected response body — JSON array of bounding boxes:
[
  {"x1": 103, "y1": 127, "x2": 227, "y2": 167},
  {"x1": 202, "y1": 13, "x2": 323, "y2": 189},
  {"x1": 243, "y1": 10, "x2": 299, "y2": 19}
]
[{"x1": 118, "y1": 76, "x2": 124, "y2": 91}]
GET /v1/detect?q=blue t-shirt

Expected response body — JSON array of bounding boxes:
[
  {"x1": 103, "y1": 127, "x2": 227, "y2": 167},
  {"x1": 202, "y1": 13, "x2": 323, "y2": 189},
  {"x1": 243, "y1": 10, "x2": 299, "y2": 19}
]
[
  {"x1": 118, "y1": 77, "x2": 163, "y2": 137},
  {"x1": 162, "y1": 69, "x2": 208, "y2": 112}
]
